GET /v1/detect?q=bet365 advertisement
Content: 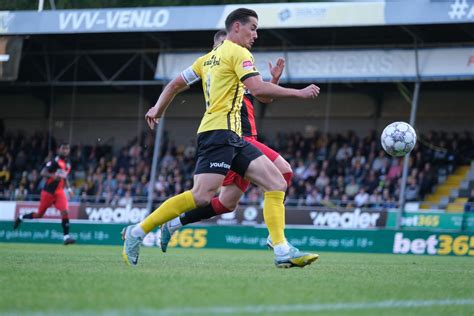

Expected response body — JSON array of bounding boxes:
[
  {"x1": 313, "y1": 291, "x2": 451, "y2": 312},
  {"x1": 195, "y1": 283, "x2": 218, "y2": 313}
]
[{"x1": 1, "y1": 221, "x2": 473, "y2": 257}]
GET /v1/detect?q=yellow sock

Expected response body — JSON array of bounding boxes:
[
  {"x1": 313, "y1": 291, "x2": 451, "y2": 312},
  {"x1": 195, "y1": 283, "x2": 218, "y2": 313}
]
[
  {"x1": 140, "y1": 190, "x2": 196, "y2": 233},
  {"x1": 263, "y1": 191, "x2": 286, "y2": 246}
]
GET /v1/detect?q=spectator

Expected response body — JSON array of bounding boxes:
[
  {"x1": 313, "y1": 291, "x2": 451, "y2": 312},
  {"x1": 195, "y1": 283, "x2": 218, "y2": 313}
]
[
  {"x1": 0, "y1": 165, "x2": 11, "y2": 192},
  {"x1": 302, "y1": 162, "x2": 318, "y2": 182},
  {"x1": 405, "y1": 178, "x2": 420, "y2": 202},
  {"x1": 372, "y1": 150, "x2": 389, "y2": 172},
  {"x1": 118, "y1": 190, "x2": 133, "y2": 208},
  {"x1": 315, "y1": 170, "x2": 330, "y2": 190},
  {"x1": 351, "y1": 149, "x2": 366, "y2": 168},
  {"x1": 336, "y1": 143, "x2": 353, "y2": 161},
  {"x1": 345, "y1": 176, "x2": 359, "y2": 198},
  {"x1": 294, "y1": 159, "x2": 306, "y2": 179},
  {"x1": 14, "y1": 184, "x2": 28, "y2": 201},
  {"x1": 285, "y1": 187, "x2": 300, "y2": 206},
  {"x1": 465, "y1": 188, "x2": 474, "y2": 213},
  {"x1": 305, "y1": 188, "x2": 321, "y2": 206},
  {"x1": 386, "y1": 158, "x2": 402, "y2": 181},
  {"x1": 354, "y1": 188, "x2": 370, "y2": 207}
]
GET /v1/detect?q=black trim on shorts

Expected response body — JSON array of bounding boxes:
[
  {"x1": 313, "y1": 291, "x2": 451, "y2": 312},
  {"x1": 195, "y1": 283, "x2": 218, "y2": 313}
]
[
  {"x1": 194, "y1": 130, "x2": 262, "y2": 177},
  {"x1": 230, "y1": 139, "x2": 263, "y2": 177},
  {"x1": 240, "y1": 72, "x2": 259, "y2": 82}
]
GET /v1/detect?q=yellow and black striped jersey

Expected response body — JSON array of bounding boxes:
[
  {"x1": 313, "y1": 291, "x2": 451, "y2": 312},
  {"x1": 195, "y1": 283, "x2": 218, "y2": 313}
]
[{"x1": 182, "y1": 40, "x2": 259, "y2": 136}]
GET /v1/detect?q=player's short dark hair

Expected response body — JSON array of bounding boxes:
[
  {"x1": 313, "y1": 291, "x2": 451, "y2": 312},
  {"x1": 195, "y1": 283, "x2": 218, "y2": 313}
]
[
  {"x1": 59, "y1": 142, "x2": 70, "y2": 148},
  {"x1": 213, "y1": 30, "x2": 227, "y2": 44},
  {"x1": 225, "y1": 8, "x2": 258, "y2": 32}
]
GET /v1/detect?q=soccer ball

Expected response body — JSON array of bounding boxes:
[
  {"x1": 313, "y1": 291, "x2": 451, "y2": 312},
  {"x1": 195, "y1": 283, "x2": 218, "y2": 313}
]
[{"x1": 381, "y1": 122, "x2": 416, "y2": 157}]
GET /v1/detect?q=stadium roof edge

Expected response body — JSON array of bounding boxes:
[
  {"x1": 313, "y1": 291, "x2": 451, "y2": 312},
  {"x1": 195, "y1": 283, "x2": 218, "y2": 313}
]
[{"x1": 0, "y1": 1, "x2": 473, "y2": 35}]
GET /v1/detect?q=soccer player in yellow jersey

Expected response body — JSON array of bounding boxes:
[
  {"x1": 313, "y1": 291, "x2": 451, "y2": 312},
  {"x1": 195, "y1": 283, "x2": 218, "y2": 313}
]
[{"x1": 122, "y1": 8, "x2": 320, "y2": 268}]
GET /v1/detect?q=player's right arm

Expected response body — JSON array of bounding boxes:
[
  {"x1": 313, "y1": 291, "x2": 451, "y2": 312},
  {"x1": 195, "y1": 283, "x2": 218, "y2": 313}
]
[
  {"x1": 145, "y1": 75, "x2": 189, "y2": 130},
  {"x1": 65, "y1": 178, "x2": 75, "y2": 197},
  {"x1": 145, "y1": 57, "x2": 204, "y2": 130},
  {"x1": 244, "y1": 75, "x2": 320, "y2": 100}
]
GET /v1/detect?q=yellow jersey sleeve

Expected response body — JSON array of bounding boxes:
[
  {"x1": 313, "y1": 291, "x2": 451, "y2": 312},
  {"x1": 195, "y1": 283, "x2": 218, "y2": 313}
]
[
  {"x1": 232, "y1": 47, "x2": 259, "y2": 82},
  {"x1": 191, "y1": 56, "x2": 204, "y2": 79},
  {"x1": 181, "y1": 55, "x2": 205, "y2": 86}
]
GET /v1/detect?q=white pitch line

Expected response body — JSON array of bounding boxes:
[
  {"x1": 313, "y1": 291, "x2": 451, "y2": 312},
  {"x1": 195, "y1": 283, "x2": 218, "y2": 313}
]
[
  {"x1": 3, "y1": 298, "x2": 474, "y2": 316},
  {"x1": 152, "y1": 299, "x2": 474, "y2": 315}
]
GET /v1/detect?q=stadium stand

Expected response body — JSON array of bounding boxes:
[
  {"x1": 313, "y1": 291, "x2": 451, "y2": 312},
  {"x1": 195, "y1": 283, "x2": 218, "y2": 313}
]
[{"x1": 1, "y1": 127, "x2": 472, "y2": 210}]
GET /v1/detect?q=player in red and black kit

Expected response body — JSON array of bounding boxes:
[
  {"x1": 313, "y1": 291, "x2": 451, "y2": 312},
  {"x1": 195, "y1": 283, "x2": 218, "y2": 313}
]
[
  {"x1": 13, "y1": 143, "x2": 76, "y2": 245},
  {"x1": 159, "y1": 31, "x2": 294, "y2": 251}
]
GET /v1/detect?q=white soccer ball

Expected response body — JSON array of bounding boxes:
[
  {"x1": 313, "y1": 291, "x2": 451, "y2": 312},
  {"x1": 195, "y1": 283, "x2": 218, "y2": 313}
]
[{"x1": 381, "y1": 122, "x2": 417, "y2": 157}]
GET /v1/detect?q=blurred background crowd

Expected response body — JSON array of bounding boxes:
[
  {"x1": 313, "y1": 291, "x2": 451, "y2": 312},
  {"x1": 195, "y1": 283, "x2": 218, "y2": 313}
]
[{"x1": 1, "y1": 128, "x2": 472, "y2": 209}]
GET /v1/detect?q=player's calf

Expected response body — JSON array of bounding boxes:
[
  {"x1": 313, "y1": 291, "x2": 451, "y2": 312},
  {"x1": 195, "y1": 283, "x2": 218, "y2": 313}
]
[
  {"x1": 13, "y1": 212, "x2": 36, "y2": 230},
  {"x1": 61, "y1": 213, "x2": 75, "y2": 245}
]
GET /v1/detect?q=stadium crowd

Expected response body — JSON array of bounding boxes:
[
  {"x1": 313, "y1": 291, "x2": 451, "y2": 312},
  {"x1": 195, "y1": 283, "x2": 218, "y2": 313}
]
[{"x1": 0, "y1": 128, "x2": 472, "y2": 209}]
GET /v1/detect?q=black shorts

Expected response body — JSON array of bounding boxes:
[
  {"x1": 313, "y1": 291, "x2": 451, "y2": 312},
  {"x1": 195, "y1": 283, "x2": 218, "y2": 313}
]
[{"x1": 194, "y1": 130, "x2": 263, "y2": 177}]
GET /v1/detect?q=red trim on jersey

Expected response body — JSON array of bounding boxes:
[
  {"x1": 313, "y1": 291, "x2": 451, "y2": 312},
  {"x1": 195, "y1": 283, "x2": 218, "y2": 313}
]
[
  {"x1": 44, "y1": 157, "x2": 71, "y2": 193},
  {"x1": 242, "y1": 95, "x2": 258, "y2": 137}
]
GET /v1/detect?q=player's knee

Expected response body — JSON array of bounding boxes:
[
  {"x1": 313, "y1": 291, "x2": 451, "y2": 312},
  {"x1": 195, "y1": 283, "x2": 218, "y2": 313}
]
[
  {"x1": 221, "y1": 200, "x2": 238, "y2": 211},
  {"x1": 192, "y1": 195, "x2": 212, "y2": 207},
  {"x1": 267, "y1": 175, "x2": 287, "y2": 192},
  {"x1": 191, "y1": 189, "x2": 214, "y2": 207},
  {"x1": 280, "y1": 160, "x2": 292, "y2": 174}
]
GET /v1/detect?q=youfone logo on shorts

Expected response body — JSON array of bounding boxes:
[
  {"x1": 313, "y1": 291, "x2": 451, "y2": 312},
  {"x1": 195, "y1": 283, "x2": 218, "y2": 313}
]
[{"x1": 209, "y1": 162, "x2": 231, "y2": 169}]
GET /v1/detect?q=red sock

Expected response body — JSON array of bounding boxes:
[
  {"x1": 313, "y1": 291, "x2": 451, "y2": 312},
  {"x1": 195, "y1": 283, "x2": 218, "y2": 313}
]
[
  {"x1": 211, "y1": 197, "x2": 231, "y2": 215},
  {"x1": 282, "y1": 172, "x2": 293, "y2": 187}
]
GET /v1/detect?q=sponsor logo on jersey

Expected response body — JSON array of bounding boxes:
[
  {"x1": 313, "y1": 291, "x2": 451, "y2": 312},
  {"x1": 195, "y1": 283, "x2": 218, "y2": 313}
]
[{"x1": 242, "y1": 60, "x2": 253, "y2": 70}]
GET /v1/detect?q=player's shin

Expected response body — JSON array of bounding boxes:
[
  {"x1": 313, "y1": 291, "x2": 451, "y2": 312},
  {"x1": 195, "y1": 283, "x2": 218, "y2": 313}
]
[
  {"x1": 180, "y1": 204, "x2": 215, "y2": 226},
  {"x1": 180, "y1": 197, "x2": 230, "y2": 226},
  {"x1": 61, "y1": 217, "x2": 70, "y2": 235},
  {"x1": 263, "y1": 191, "x2": 289, "y2": 254},
  {"x1": 61, "y1": 213, "x2": 75, "y2": 244},
  {"x1": 139, "y1": 190, "x2": 196, "y2": 234},
  {"x1": 160, "y1": 197, "x2": 229, "y2": 253}
]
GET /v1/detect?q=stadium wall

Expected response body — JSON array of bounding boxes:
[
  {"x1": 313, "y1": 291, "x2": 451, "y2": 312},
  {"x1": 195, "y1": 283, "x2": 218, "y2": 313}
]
[
  {"x1": 1, "y1": 221, "x2": 474, "y2": 257},
  {"x1": 2, "y1": 90, "x2": 474, "y2": 146}
]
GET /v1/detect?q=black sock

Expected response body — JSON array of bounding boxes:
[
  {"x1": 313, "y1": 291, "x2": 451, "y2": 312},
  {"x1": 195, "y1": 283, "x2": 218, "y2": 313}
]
[
  {"x1": 61, "y1": 218, "x2": 70, "y2": 235},
  {"x1": 180, "y1": 204, "x2": 216, "y2": 226},
  {"x1": 22, "y1": 213, "x2": 34, "y2": 219}
]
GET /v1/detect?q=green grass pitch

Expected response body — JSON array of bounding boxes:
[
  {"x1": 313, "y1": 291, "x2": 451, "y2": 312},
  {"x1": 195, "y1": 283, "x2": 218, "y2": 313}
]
[{"x1": 0, "y1": 243, "x2": 473, "y2": 316}]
